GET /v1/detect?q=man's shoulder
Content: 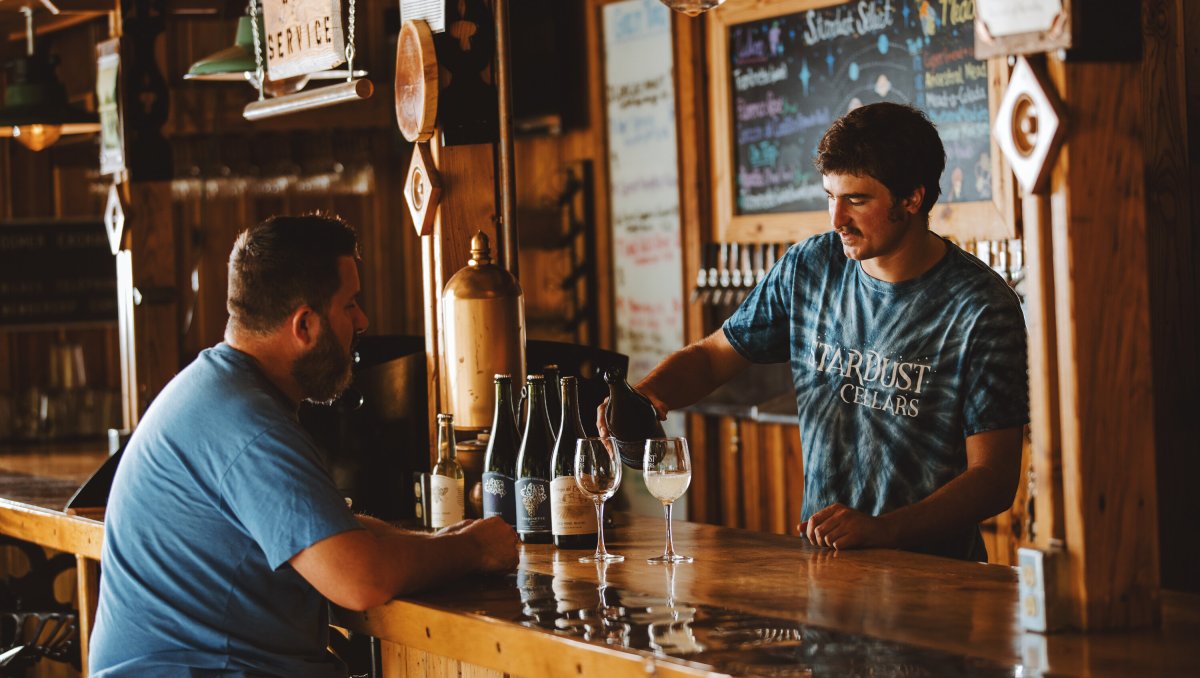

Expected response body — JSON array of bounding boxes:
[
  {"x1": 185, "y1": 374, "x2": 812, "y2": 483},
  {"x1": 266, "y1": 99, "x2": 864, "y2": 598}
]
[
  {"x1": 129, "y1": 345, "x2": 301, "y2": 465},
  {"x1": 940, "y1": 243, "x2": 1023, "y2": 311}
]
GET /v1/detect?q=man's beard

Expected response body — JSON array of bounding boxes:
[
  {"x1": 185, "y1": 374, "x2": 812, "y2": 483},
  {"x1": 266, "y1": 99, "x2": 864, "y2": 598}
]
[{"x1": 292, "y1": 316, "x2": 354, "y2": 405}]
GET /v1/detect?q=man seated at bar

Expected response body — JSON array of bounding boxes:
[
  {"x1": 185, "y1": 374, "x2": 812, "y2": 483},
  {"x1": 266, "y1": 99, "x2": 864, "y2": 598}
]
[
  {"x1": 90, "y1": 215, "x2": 519, "y2": 676},
  {"x1": 602, "y1": 103, "x2": 1028, "y2": 561}
]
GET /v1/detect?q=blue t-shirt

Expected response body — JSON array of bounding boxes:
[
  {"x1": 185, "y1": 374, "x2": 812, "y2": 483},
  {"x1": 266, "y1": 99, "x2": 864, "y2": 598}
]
[
  {"x1": 90, "y1": 343, "x2": 363, "y2": 677},
  {"x1": 723, "y1": 232, "x2": 1028, "y2": 560}
]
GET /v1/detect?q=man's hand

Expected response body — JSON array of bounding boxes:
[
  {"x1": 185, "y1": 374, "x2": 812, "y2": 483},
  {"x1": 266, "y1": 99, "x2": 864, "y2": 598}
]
[
  {"x1": 457, "y1": 516, "x2": 519, "y2": 574},
  {"x1": 434, "y1": 519, "x2": 474, "y2": 536},
  {"x1": 596, "y1": 397, "x2": 611, "y2": 438},
  {"x1": 802, "y1": 503, "x2": 896, "y2": 551},
  {"x1": 595, "y1": 390, "x2": 669, "y2": 439}
]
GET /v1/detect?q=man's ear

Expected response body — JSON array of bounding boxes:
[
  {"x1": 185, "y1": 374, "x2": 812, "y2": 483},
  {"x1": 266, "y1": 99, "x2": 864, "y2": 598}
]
[
  {"x1": 289, "y1": 305, "x2": 319, "y2": 347},
  {"x1": 902, "y1": 186, "x2": 926, "y2": 215}
]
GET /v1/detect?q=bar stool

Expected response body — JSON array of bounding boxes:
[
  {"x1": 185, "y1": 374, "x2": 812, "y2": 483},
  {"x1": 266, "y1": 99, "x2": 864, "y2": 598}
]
[{"x1": 0, "y1": 536, "x2": 80, "y2": 672}]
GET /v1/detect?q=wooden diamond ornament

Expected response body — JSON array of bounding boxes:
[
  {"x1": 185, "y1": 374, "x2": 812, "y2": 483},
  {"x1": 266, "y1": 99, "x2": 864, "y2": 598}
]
[
  {"x1": 104, "y1": 182, "x2": 128, "y2": 255},
  {"x1": 405, "y1": 142, "x2": 441, "y2": 237},
  {"x1": 993, "y1": 57, "x2": 1066, "y2": 195}
]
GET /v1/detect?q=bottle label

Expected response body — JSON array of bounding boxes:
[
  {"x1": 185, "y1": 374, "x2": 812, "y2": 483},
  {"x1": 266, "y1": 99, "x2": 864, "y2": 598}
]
[
  {"x1": 429, "y1": 475, "x2": 464, "y2": 529},
  {"x1": 482, "y1": 472, "x2": 516, "y2": 525},
  {"x1": 550, "y1": 476, "x2": 596, "y2": 536},
  {"x1": 515, "y1": 478, "x2": 551, "y2": 534}
]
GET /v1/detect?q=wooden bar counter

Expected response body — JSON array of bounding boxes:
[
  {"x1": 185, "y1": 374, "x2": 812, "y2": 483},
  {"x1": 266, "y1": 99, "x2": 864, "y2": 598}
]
[
  {"x1": 339, "y1": 516, "x2": 1200, "y2": 677},
  {"x1": 0, "y1": 451, "x2": 1196, "y2": 677}
]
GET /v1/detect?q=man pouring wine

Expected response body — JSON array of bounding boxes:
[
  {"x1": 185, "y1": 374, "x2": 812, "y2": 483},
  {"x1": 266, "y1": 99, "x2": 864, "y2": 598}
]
[{"x1": 599, "y1": 103, "x2": 1028, "y2": 561}]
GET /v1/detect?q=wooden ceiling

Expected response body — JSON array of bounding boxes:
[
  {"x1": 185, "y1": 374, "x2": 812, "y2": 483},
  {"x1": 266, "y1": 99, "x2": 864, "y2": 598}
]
[{"x1": 0, "y1": 1, "x2": 241, "y2": 59}]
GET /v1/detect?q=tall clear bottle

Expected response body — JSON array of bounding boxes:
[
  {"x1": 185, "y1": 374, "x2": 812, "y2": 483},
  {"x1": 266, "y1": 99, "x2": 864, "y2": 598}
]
[
  {"x1": 604, "y1": 366, "x2": 665, "y2": 467},
  {"x1": 430, "y1": 413, "x2": 465, "y2": 529},
  {"x1": 551, "y1": 376, "x2": 598, "y2": 549},
  {"x1": 482, "y1": 375, "x2": 519, "y2": 525},
  {"x1": 515, "y1": 375, "x2": 554, "y2": 543}
]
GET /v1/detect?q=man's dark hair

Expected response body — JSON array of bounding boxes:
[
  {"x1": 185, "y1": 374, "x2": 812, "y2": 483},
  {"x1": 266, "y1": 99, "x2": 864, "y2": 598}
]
[
  {"x1": 814, "y1": 102, "x2": 946, "y2": 214},
  {"x1": 227, "y1": 214, "x2": 359, "y2": 335}
]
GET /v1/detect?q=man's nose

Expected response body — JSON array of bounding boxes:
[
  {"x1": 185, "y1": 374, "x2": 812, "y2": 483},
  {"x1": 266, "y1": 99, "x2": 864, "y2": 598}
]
[
  {"x1": 355, "y1": 306, "x2": 369, "y2": 333},
  {"x1": 830, "y1": 199, "x2": 851, "y2": 228}
]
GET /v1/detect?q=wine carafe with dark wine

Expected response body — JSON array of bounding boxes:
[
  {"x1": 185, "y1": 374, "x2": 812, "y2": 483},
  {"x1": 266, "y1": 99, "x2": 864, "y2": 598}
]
[{"x1": 603, "y1": 367, "x2": 664, "y2": 467}]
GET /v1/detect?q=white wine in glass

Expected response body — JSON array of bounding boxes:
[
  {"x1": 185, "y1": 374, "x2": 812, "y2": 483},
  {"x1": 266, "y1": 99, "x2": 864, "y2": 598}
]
[
  {"x1": 644, "y1": 437, "x2": 693, "y2": 564},
  {"x1": 574, "y1": 437, "x2": 624, "y2": 563}
]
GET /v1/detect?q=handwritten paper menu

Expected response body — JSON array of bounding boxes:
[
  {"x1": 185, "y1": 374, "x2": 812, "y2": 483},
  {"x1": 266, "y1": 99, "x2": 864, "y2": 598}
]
[
  {"x1": 730, "y1": 0, "x2": 990, "y2": 215},
  {"x1": 603, "y1": 0, "x2": 685, "y2": 384}
]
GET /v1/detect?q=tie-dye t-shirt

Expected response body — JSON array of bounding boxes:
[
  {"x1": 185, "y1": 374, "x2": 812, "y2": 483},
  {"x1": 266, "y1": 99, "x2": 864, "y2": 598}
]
[{"x1": 723, "y1": 232, "x2": 1028, "y2": 561}]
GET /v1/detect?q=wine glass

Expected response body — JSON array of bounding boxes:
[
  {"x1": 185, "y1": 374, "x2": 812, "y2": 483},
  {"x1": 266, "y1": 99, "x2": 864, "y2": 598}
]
[
  {"x1": 643, "y1": 437, "x2": 693, "y2": 564},
  {"x1": 574, "y1": 437, "x2": 624, "y2": 563}
]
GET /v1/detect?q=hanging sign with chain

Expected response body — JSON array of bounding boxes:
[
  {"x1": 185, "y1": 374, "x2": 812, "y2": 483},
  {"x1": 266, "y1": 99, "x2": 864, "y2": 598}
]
[{"x1": 261, "y1": 0, "x2": 346, "y2": 81}]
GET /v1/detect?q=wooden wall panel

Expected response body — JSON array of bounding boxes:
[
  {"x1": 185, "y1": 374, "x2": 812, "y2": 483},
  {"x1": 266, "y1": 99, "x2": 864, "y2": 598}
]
[
  {"x1": 1048, "y1": 56, "x2": 1160, "y2": 630},
  {"x1": 739, "y1": 419, "x2": 763, "y2": 531},
  {"x1": 1143, "y1": 0, "x2": 1199, "y2": 595},
  {"x1": 716, "y1": 417, "x2": 741, "y2": 529},
  {"x1": 127, "y1": 182, "x2": 180, "y2": 415}
]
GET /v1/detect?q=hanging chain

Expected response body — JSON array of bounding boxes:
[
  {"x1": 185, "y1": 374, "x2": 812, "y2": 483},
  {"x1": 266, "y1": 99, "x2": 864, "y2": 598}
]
[
  {"x1": 345, "y1": 0, "x2": 357, "y2": 82},
  {"x1": 248, "y1": 0, "x2": 265, "y2": 100},
  {"x1": 21, "y1": 7, "x2": 34, "y2": 57}
]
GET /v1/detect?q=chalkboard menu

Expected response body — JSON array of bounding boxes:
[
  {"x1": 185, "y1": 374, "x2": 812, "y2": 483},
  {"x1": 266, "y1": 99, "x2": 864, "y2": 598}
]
[
  {"x1": 0, "y1": 221, "x2": 118, "y2": 328},
  {"x1": 728, "y1": 0, "x2": 990, "y2": 215},
  {"x1": 703, "y1": 0, "x2": 1010, "y2": 245}
]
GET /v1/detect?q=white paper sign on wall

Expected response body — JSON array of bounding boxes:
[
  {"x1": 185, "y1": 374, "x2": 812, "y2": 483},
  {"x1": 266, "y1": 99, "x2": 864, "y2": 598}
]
[{"x1": 262, "y1": 0, "x2": 346, "y2": 81}]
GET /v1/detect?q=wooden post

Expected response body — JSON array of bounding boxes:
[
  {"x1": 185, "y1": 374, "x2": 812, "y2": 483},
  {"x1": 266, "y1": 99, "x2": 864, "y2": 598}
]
[
  {"x1": 672, "y1": 9, "x2": 715, "y2": 525},
  {"x1": 1142, "y1": 0, "x2": 1199, "y2": 595},
  {"x1": 124, "y1": 182, "x2": 180, "y2": 419},
  {"x1": 75, "y1": 555, "x2": 100, "y2": 677},
  {"x1": 419, "y1": 0, "x2": 503, "y2": 460},
  {"x1": 1047, "y1": 55, "x2": 1161, "y2": 630},
  {"x1": 1022, "y1": 193, "x2": 1065, "y2": 550}
]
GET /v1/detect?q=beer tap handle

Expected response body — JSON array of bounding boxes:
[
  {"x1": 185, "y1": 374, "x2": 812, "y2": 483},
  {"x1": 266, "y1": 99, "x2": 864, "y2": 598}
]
[
  {"x1": 690, "y1": 243, "x2": 710, "y2": 304},
  {"x1": 716, "y1": 242, "x2": 730, "y2": 305},
  {"x1": 754, "y1": 243, "x2": 767, "y2": 285},
  {"x1": 729, "y1": 243, "x2": 742, "y2": 290}
]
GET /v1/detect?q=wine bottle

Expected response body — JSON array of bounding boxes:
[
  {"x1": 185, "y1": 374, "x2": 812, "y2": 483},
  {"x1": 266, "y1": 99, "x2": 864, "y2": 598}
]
[
  {"x1": 429, "y1": 413, "x2": 465, "y2": 529},
  {"x1": 543, "y1": 364, "x2": 562, "y2": 433},
  {"x1": 604, "y1": 367, "x2": 665, "y2": 467},
  {"x1": 550, "y1": 376, "x2": 598, "y2": 549},
  {"x1": 515, "y1": 375, "x2": 554, "y2": 543},
  {"x1": 483, "y1": 375, "x2": 519, "y2": 525}
]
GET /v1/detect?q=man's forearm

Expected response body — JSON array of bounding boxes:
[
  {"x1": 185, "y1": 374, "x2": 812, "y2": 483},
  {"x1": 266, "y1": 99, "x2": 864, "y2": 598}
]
[
  {"x1": 357, "y1": 514, "x2": 429, "y2": 538},
  {"x1": 637, "y1": 331, "x2": 749, "y2": 412},
  {"x1": 376, "y1": 530, "x2": 480, "y2": 595},
  {"x1": 880, "y1": 465, "x2": 1014, "y2": 549}
]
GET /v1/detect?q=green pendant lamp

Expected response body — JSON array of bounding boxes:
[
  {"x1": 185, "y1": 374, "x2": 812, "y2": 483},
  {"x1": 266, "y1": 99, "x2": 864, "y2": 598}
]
[
  {"x1": 0, "y1": 8, "x2": 100, "y2": 152},
  {"x1": 184, "y1": 10, "x2": 363, "y2": 97}
]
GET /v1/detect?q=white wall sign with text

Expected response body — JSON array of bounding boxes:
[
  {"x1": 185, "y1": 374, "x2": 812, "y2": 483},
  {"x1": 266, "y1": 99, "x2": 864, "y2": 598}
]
[{"x1": 603, "y1": 0, "x2": 684, "y2": 388}]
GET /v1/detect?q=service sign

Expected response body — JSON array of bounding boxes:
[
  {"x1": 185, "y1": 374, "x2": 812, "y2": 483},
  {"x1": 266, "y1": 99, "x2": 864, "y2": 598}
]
[{"x1": 262, "y1": 0, "x2": 346, "y2": 81}]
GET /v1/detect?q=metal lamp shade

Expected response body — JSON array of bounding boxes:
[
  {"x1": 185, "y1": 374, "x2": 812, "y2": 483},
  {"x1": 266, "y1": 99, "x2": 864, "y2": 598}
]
[
  {"x1": 184, "y1": 16, "x2": 257, "y2": 82},
  {"x1": 185, "y1": 16, "x2": 363, "y2": 91},
  {"x1": 0, "y1": 54, "x2": 100, "y2": 150}
]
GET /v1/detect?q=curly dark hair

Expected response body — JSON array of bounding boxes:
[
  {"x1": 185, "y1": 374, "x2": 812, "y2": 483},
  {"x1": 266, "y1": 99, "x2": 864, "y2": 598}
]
[
  {"x1": 226, "y1": 214, "x2": 360, "y2": 335},
  {"x1": 814, "y1": 102, "x2": 946, "y2": 215}
]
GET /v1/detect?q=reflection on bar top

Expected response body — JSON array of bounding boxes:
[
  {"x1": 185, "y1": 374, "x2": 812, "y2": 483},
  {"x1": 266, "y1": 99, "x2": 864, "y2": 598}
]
[{"x1": 417, "y1": 566, "x2": 1018, "y2": 677}]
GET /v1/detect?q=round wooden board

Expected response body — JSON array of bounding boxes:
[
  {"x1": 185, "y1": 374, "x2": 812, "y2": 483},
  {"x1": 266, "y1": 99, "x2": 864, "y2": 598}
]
[{"x1": 395, "y1": 20, "x2": 438, "y2": 142}]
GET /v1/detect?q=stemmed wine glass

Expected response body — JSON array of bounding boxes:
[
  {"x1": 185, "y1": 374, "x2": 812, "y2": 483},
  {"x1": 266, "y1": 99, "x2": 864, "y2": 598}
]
[
  {"x1": 643, "y1": 437, "x2": 693, "y2": 564},
  {"x1": 574, "y1": 437, "x2": 624, "y2": 563}
]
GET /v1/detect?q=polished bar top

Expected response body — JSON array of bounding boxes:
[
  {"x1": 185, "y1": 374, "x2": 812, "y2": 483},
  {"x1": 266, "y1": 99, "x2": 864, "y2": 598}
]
[
  {"x1": 0, "y1": 450, "x2": 1196, "y2": 676},
  {"x1": 0, "y1": 445, "x2": 106, "y2": 558},
  {"x1": 348, "y1": 515, "x2": 1200, "y2": 677}
]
